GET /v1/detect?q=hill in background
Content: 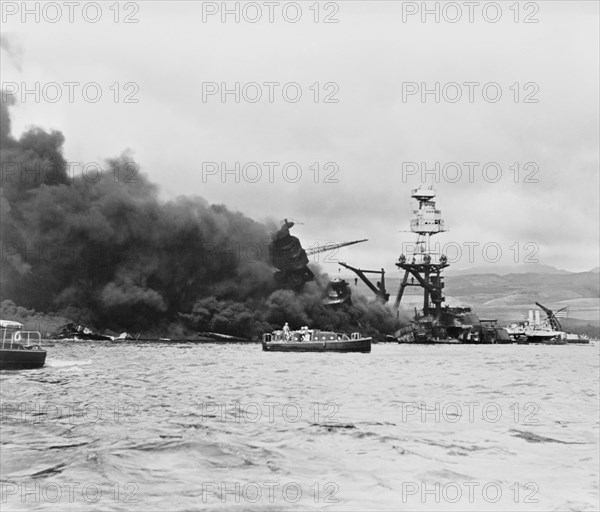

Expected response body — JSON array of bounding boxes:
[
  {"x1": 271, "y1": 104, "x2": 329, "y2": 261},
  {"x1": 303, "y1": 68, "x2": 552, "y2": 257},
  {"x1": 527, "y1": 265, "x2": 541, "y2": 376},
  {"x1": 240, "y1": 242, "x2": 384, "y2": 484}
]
[{"x1": 340, "y1": 267, "x2": 599, "y2": 335}]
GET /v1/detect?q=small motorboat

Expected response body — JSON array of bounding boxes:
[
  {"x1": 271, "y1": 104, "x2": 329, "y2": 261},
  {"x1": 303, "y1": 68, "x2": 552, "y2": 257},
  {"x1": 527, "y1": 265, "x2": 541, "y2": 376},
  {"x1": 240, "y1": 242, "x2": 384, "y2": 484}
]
[
  {"x1": 262, "y1": 328, "x2": 371, "y2": 353},
  {"x1": 0, "y1": 320, "x2": 46, "y2": 370}
]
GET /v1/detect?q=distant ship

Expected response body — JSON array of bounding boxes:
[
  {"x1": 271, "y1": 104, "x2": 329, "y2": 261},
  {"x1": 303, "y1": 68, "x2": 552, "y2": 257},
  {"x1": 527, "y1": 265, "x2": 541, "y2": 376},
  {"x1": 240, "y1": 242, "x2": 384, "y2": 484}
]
[{"x1": 507, "y1": 303, "x2": 590, "y2": 344}]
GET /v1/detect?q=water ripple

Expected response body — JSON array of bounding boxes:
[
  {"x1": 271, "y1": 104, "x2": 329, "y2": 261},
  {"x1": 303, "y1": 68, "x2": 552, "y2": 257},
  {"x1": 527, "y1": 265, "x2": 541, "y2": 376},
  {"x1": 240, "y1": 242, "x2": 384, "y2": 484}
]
[{"x1": 1, "y1": 342, "x2": 598, "y2": 510}]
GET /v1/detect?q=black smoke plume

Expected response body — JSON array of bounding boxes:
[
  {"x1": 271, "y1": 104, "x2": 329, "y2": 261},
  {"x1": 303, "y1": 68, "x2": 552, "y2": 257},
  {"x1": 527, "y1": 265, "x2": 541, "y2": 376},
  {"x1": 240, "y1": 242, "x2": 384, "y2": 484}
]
[{"x1": 0, "y1": 98, "x2": 400, "y2": 338}]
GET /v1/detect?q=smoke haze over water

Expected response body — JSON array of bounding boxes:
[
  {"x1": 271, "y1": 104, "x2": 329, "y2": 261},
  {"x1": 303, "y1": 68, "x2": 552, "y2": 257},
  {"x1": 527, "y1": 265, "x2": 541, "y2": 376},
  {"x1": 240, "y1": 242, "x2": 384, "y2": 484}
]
[{"x1": 0, "y1": 99, "x2": 400, "y2": 338}]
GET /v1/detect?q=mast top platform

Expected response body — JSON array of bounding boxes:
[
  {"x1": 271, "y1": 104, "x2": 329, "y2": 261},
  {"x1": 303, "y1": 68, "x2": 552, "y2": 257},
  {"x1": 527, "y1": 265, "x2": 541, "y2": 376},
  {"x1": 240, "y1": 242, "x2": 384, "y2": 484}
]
[
  {"x1": 409, "y1": 187, "x2": 445, "y2": 235},
  {"x1": 411, "y1": 187, "x2": 437, "y2": 202}
]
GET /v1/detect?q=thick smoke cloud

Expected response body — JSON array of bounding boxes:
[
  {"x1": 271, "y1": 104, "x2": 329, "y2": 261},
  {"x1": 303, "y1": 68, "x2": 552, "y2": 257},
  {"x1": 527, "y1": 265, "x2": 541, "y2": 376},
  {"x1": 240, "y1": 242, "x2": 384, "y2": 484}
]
[
  {"x1": 0, "y1": 98, "x2": 400, "y2": 338},
  {"x1": 181, "y1": 279, "x2": 400, "y2": 340}
]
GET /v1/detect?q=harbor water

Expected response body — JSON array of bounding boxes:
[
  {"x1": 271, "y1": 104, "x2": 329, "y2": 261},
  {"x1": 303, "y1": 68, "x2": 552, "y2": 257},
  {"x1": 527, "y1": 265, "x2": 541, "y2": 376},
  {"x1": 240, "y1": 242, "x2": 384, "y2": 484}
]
[{"x1": 1, "y1": 342, "x2": 598, "y2": 511}]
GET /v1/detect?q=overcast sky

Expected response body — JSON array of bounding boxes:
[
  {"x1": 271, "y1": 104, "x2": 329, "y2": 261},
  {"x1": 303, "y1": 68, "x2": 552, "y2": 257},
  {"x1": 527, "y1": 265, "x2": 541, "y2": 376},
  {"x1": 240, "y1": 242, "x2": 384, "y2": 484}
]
[{"x1": 2, "y1": 1, "x2": 598, "y2": 274}]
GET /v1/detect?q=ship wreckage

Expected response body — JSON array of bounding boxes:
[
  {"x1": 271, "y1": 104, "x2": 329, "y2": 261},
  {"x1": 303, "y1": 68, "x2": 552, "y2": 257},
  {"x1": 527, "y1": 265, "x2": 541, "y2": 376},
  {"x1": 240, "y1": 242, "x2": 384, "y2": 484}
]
[
  {"x1": 268, "y1": 218, "x2": 367, "y2": 292},
  {"x1": 270, "y1": 188, "x2": 512, "y2": 344},
  {"x1": 388, "y1": 188, "x2": 511, "y2": 343},
  {"x1": 51, "y1": 189, "x2": 515, "y2": 344}
]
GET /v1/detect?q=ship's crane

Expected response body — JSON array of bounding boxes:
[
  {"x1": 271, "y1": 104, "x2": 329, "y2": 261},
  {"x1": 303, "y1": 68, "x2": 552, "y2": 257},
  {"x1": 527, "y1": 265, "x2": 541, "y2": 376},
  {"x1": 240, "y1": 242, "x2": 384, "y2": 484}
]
[
  {"x1": 535, "y1": 302, "x2": 567, "y2": 331},
  {"x1": 305, "y1": 239, "x2": 368, "y2": 257},
  {"x1": 337, "y1": 261, "x2": 389, "y2": 303}
]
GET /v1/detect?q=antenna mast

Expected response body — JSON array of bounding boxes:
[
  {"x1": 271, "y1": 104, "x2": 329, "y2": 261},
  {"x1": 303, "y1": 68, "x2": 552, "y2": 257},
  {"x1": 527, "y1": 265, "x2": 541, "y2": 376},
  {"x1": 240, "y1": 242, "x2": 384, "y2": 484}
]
[{"x1": 395, "y1": 187, "x2": 448, "y2": 320}]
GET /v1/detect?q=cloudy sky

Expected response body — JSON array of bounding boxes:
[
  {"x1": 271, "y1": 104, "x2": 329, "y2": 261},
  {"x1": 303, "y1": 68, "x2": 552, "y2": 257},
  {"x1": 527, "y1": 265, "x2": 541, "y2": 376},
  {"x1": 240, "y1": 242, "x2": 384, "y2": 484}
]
[{"x1": 2, "y1": 1, "x2": 598, "y2": 274}]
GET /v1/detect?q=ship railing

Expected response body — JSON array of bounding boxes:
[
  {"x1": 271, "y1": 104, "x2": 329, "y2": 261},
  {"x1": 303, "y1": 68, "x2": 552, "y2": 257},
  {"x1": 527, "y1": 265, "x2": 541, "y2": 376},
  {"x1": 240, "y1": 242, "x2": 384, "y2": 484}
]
[{"x1": 1, "y1": 329, "x2": 42, "y2": 349}]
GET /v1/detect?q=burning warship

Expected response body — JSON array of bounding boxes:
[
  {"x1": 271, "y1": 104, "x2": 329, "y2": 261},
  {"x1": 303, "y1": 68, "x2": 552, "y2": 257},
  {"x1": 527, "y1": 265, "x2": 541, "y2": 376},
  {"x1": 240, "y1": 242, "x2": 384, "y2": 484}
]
[
  {"x1": 268, "y1": 219, "x2": 367, "y2": 289},
  {"x1": 338, "y1": 187, "x2": 510, "y2": 344}
]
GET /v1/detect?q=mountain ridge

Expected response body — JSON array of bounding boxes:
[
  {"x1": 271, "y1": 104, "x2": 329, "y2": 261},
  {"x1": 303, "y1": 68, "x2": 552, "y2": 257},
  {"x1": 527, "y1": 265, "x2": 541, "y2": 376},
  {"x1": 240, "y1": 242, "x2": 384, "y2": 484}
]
[{"x1": 340, "y1": 269, "x2": 599, "y2": 327}]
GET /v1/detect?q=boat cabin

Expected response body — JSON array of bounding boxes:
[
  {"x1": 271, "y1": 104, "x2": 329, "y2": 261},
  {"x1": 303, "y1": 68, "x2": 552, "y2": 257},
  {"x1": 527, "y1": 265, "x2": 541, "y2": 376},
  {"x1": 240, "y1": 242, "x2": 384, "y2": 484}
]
[
  {"x1": 263, "y1": 329, "x2": 362, "y2": 343},
  {"x1": 1, "y1": 320, "x2": 43, "y2": 349}
]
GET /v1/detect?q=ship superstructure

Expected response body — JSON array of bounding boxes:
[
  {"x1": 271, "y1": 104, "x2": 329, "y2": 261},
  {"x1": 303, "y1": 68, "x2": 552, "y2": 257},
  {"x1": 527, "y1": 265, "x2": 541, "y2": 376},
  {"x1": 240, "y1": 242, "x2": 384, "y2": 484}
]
[
  {"x1": 395, "y1": 187, "x2": 448, "y2": 319},
  {"x1": 269, "y1": 219, "x2": 367, "y2": 289}
]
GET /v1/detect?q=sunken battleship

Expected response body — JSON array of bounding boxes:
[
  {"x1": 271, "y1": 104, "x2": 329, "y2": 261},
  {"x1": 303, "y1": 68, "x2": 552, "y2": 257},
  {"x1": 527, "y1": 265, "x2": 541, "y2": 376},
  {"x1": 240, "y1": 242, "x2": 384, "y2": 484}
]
[
  {"x1": 392, "y1": 188, "x2": 511, "y2": 343},
  {"x1": 339, "y1": 187, "x2": 511, "y2": 344}
]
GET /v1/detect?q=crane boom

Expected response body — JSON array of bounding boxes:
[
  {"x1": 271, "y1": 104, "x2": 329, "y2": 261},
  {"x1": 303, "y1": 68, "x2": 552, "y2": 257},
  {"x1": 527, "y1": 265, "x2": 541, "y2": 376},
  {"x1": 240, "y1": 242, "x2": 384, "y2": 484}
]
[
  {"x1": 304, "y1": 239, "x2": 368, "y2": 257},
  {"x1": 535, "y1": 301, "x2": 564, "y2": 331},
  {"x1": 337, "y1": 261, "x2": 389, "y2": 303}
]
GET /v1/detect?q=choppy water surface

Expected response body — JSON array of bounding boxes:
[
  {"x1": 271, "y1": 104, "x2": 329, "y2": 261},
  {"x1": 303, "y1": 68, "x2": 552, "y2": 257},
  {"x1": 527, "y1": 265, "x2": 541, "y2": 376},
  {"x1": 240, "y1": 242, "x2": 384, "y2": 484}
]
[{"x1": 1, "y1": 342, "x2": 598, "y2": 511}]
